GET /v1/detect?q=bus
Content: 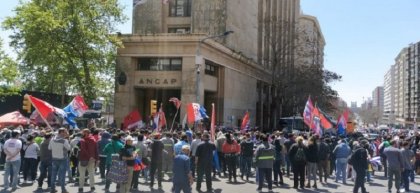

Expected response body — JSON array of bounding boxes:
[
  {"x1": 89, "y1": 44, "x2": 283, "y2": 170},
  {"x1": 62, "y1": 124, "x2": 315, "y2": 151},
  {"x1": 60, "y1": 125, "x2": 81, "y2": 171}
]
[{"x1": 279, "y1": 116, "x2": 308, "y2": 133}]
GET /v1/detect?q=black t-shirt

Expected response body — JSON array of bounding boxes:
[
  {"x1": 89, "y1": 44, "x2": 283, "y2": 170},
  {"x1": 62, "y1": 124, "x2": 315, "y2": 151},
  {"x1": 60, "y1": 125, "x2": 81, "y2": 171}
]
[
  {"x1": 120, "y1": 145, "x2": 136, "y2": 166},
  {"x1": 196, "y1": 140, "x2": 216, "y2": 166}
]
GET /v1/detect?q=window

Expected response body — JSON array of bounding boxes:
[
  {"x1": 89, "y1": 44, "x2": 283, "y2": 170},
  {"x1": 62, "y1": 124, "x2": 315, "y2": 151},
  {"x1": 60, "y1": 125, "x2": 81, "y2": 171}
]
[
  {"x1": 168, "y1": 27, "x2": 191, "y2": 34},
  {"x1": 169, "y1": 0, "x2": 191, "y2": 17},
  {"x1": 205, "y1": 60, "x2": 218, "y2": 77},
  {"x1": 137, "y1": 58, "x2": 182, "y2": 71}
]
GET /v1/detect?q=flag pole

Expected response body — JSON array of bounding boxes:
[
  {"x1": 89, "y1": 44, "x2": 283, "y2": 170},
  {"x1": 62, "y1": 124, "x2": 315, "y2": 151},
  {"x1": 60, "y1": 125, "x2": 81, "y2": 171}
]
[
  {"x1": 28, "y1": 97, "x2": 53, "y2": 130},
  {"x1": 170, "y1": 107, "x2": 179, "y2": 132}
]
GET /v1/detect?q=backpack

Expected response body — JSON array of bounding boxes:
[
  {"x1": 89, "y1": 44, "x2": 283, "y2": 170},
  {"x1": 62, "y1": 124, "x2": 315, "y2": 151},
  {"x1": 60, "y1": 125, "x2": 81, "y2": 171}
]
[
  {"x1": 71, "y1": 142, "x2": 80, "y2": 159},
  {"x1": 294, "y1": 146, "x2": 306, "y2": 162}
]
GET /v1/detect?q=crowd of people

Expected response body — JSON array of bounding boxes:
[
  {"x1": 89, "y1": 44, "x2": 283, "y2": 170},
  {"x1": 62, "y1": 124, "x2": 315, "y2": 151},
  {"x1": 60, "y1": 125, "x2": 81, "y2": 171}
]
[{"x1": 0, "y1": 124, "x2": 419, "y2": 193}]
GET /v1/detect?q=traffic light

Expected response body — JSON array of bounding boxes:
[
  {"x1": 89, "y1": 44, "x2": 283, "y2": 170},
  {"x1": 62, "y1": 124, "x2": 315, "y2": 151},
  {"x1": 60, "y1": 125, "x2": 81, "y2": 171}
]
[
  {"x1": 150, "y1": 100, "x2": 157, "y2": 115},
  {"x1": 22, "y1": 94, "x2": 32, "y2": 113}
]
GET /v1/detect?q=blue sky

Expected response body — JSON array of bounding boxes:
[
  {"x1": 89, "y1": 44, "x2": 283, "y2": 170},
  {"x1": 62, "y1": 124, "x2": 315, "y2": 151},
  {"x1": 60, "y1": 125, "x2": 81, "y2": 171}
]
[{"x1": 2, "y1": 0, "x2": 420, "y2": 106}]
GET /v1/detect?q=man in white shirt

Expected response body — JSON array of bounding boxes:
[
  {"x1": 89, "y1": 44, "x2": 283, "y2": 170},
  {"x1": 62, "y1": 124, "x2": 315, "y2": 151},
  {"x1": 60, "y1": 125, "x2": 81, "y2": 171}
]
[{"x1": 3, "y1": 130, "x2": 22, "y2": 191}]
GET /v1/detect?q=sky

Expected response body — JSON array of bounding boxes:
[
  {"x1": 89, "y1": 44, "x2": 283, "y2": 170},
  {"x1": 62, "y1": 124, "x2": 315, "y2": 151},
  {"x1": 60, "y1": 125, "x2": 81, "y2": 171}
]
[{"x1": 2, "y1": 0, "x2": 420, "y2": 106}]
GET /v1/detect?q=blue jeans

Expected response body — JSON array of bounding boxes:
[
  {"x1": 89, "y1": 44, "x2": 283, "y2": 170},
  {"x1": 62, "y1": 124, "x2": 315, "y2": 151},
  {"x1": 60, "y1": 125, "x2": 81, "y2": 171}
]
[
  {"x1": 51, "y1": 159, "x2": 68, "y2": 191},
  {"x1": 38, "y1": 160, "x2": 52, "y2": 188},
  {"x1": 174, "y1": 181, "x2": 191, "y2": 193},
  {"x1": 257, "y1": 168, "x2": 272, "y2": 190},
  {"x1": 335, "y1": 158, "x2": 347, "y2": 183},
  {"x1": 402, "y1": 169, "x2": 410, "y2": 191},
  {"x1": 4, "y1": 159, "x2": 21, "y2": 189},
  {"x1": 240, "y1": 156, "x2": 252, "y2": 178}
]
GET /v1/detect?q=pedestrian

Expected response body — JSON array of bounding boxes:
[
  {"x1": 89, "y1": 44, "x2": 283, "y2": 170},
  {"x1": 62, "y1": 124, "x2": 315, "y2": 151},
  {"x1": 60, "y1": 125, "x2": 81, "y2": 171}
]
[
  {"x1": 401, "y1": 140, "x2": 415, "y2": 193},
  {"x1": 190, "y1": 132, "x2": 202, "y2": 178},
  {"x1": 49, "y1": 128, "x2": 71, "y2": 193},
  {"x1": 37, "y1": 133, "x2": 52, "y2": 190},
  {"x1": 383, "y1": 139, "x2": 404, "y2": 193},
  {"x1": 255, "y1": 134, "x2": 275, "y2": 192},
  {"x1": 306, "y1": 136, "x2": 319, "y2": 189},
  {"x1": 161, "y1": 132, "x2": 175, "y2": 178},
  {"x1": 22, "y1": 134, "x2": 40, "y2": 184},
  {"x1": 149, "y1": 133, "x2": 164, "y2": 189},
  {"x1": 222, "y1": 133, "x2": 240, "y2": 183},
  {"x1": 289, "y1": 136, "x2": 307, "y2": 189},
  {"x1": 333, "y1": 136, "x2": 351, "y2": 184},
  {"x1": 3, "y1": 130, "x2": 22, "y2": 191},
  {"x1": 78, "y1": 128, "x2": 99, "y2": 193},
  {"x1": 103, "y1": 134, "x2": 124, "y2": 192},
  {"x1": 318, "y1": 137, "x2": 330, "y2": 183},
  {"x1": 119, "y1": 135, "x2": 136, "y2": 193},
  {"x1": 173, "y1": 145, "x2": 194, "y2": 193},
  {"x1": 216, "y1": 131, "x2": 227, "y2": 177},
  {"x1": 240, "y1": 133, "x2": 254, "y2": 181},
  {"x1": 272, "y1": 135, "x2": 284, "y2": 186},
  {"x1": 98, "y1": 131, "x2": 111, "y2": 181},
  {"x1": 349, "y1": 140, "x2": 369, "y2": 193},
  {"x1": 196, "y1": 133, "x2": 216, "y2": 192}
]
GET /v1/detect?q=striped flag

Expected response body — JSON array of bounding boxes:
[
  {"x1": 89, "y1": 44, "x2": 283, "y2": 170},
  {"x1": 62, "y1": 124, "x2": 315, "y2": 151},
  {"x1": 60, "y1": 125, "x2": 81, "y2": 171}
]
[
  {"x1": 169, "y1": 97, "x2": 181, "y2": 109},
  {"x1": 210, "y1": 103, "x2": 216, "y2": 142},
  {"x1": 241, "y1": 111, "x2": 250, "y2": 133},
  {"x1": 303, "y1": 96, "x2": 314, "y2": 127}
]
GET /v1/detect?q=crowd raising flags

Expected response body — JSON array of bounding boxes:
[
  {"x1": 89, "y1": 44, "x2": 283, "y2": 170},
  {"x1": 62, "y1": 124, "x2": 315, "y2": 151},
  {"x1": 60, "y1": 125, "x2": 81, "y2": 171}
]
[{"x1": 303, "y1": 96, "x2": 349, "y2": 137}]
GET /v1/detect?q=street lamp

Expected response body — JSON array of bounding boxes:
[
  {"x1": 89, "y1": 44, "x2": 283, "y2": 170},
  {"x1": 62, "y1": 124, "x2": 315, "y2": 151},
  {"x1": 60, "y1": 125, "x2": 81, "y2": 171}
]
[{"x1": 195, "y1": 31, "x2": 234, "y2": 103}]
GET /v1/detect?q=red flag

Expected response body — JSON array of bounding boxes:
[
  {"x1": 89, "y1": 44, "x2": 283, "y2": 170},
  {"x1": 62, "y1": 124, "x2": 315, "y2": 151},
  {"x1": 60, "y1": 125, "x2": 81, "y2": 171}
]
[
  {"x1": 123, "y1": 110, "x2": 142, "y2": 130},
  {"x1": 241, "y1": 111, "x2": 250, "y2": 132},
  {"x1": 210, "y1": 103, "x2": 215, "y2": 142},
  {"x1": 320, "y1": 112, "x2": 333, "y2": 129},
  {"x1": 158, "y1": 105, "x2": 166, "y2": 130},
  {"x1": 303, "y1": 96, "x2": 314, "y2": 127},
  {"x1": 28, "y1": 96, "x2": 55, "y2": 120},
  {"x1": 169, "y1": 97, "x2": 181, "y2": 109}
]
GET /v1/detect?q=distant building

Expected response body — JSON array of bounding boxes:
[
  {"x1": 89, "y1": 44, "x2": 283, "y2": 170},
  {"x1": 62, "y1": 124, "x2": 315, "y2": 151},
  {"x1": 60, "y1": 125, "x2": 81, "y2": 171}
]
[{"x1": 383, "y1": 65, "x2": 395, "y2": 124}]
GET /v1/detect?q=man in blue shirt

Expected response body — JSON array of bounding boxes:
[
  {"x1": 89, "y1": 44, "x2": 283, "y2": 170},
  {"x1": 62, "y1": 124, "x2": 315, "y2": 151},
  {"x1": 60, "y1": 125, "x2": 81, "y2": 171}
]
[
  {"x1": 173, "y1": 145, "x2": 193, "y2": 193},
  {"x1": 174, "y1": 133, "x2": 189, "y2": 155}
]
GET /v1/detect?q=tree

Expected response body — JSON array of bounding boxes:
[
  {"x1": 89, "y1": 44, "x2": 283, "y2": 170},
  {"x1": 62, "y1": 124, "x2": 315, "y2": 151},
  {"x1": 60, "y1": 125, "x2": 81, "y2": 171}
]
[
  {"x1": 2, "y1": 0, "x2": 127, "y2": 104},
  {"x1": 0, "y1": 37, "x2": 20, "y2": 97}
]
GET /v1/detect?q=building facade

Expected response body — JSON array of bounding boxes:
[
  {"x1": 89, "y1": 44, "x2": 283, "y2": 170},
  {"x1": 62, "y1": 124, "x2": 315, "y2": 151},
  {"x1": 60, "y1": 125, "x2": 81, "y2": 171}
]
[
  {"x1": 383, "y1": 65, "x2": 395, "y2": 124},
  {"x1": 295, "y1": 14, "x2": 325, "y2": 67},
  {"x1": 114, "y1": 0, "x2": 311, "y2": 130}
]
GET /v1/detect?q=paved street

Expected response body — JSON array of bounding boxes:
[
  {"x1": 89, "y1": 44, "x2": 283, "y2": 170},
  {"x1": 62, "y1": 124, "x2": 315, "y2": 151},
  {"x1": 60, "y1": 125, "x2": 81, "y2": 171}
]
[{"x1": 1, "y1": 170, "x2": 420, "y2": 193}]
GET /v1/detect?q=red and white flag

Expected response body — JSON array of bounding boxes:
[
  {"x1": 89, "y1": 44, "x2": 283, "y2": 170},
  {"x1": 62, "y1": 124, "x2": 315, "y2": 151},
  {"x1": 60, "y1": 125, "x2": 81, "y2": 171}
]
[
  {"x1": 169, "y1": 97, "x2": 181, "y2": 109},
  {"x1": 186, "y1": 103, "x2": 208, "y2": 124},
  {"x1": 210, "y1": 103, "x2": 216, "y2": 142},
  {"x1": 28, "y1": 95, "x2": 56, "y2": 121},
  {"x1": 241, "y1": 111, "x2": 250, "y2": 133},
  {"x1": 158, "y1": 105, "x2": 167, "y2": 130},
  {"x1": 303, "y1": 96, "x2": 314, "y2": 127},
  {"x1": 123, "y1": 110, "x2": 143, "y2": 130}
]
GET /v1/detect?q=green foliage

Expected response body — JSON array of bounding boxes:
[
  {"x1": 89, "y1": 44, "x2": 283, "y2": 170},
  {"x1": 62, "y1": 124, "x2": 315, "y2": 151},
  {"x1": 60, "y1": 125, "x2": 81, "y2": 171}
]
[
  {"x1": 0, "y1": 37, "x2": 20, "y2": 97},
  {"x1": 2, "y1": 0, "x2": 127, "y2": 104},
  {"x1": 280, "y1": 64, "x2": 342, "y2": 117}
]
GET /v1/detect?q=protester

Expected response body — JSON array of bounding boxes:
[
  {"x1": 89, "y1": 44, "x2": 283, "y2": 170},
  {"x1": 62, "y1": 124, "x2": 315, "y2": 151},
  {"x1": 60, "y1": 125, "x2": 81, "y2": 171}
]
[
  {"x1": 222, "y1": 133, "x2": 240, "y2": 183},
  {"x1": 272, "y1": 135, "x2": 284, "y2": 186},
  {"x1": 3, "y1": 130, "x2": 22, "y2": 191},
  {"x1": 49, "y1": 128, "x2": 71, "y2": 193},
  {"x1": 289, "y1": 136, "x2": 307, "y2": 189},
  {"x1": 401, "y1": 140, "x2": 415, "y2": 193},
  {"x1": 384, "y1": 140, "x2": 403, "y2": 193},
  {"x1": 240, "y1": 133, "x2": 254, "y2": 181},
  {"x1": 317, "y1": 137, "x2": 330, "y2": 183},
  {"x1": 333, "y1": 136, "x2": 351, "y2": 184},
  {"x1": 190, "y1": 132, "x2": 202, "y2": 178},
  {"x1": 98, "y1": 131, "x2": 111, "y2": 181},
  {"x1": 349, "y1": 140, "x2": 369, "y2": 193},
  {"x1": 305, "y1": 136, "x2": 319, "y2": 189},
  {"x1": 78, "y1": 129, "x2": 99, "y2": 193},
  {"x1": 38, "y1": 133, "x2": 52, "y2": 190},
  {"x1": 173, "y1": 145, "x2": 194, "y2": 193},
  {"x1": 149, "y1": 133, "x2": 164, "y2": 189},
  {"x1": 22, "y1": 135, "x2": 40, "y2": 184},
  {"x1": 196, "y1": 133, "x2": 216, "y2": 192},
  {"x1": 119, "y1": 135, "x2": 136, "y2": 193},
  {"x1": 161, "y1": 132, "x2": 175, "y2": 178},
  {"x1": 255, "y1": 134, "x2": 275, "y2": 192}
]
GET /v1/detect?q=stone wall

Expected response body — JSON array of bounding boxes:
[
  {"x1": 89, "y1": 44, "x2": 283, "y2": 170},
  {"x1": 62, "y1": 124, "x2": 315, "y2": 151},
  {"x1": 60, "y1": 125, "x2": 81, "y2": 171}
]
[{"x1": 133, "y1": 0, "x2": 163, "y2": 34}]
